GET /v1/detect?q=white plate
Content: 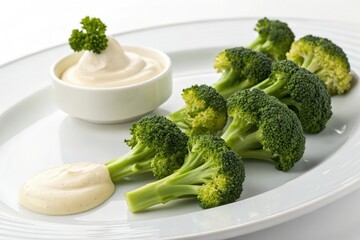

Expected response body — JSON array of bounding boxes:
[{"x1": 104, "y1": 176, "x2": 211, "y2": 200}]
[{"x1": 1, "y1": 18, "x2": 360, "y2": 240}]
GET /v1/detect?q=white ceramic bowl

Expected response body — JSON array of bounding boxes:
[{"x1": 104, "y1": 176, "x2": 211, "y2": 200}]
[{"x1": 51, "y1": 46, "x2": 172, "y2": 124}]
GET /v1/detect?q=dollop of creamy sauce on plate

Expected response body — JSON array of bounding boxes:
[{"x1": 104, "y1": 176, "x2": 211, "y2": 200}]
[
  {"x1": 19, "y1": 162, "x2": 115, "y2": 215},
  {"x1": 61, "y1": 36, "x2": 163, "y2": 87}
]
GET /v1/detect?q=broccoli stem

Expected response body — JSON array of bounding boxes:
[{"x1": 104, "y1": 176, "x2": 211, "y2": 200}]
[
  {"x1": 300, "y1": 53, "x2": 321, "y2": 73},
  {"x1": 105, "y1": 144, "x2": 156, "y2": 183},
  {"x1": 213, "y1": 68, "x2": 254, "y2": 98},
  {"x1": 259, "y1": 40, "x2": 274, "y2": 52},
  {"x1": 222, "y1": 122, "x2": 275, "y2": 158},
  {"x1": 261, "y1": 77, "x2": 290, "y2": 98},
  {"x1": 126, "y1": 180, "x2": 199, "y2": 212},
  {"x1": 251, "y1": 77, "x2": 273, "y2": 90},
  {"x1": 300, "y1": 54, "x2": 311, "y2": 68},
  {"x1": 226, "y1": 129, "x2": 263, "y2": 154},
  {"x1": 279, "y1": 97, "x2": 302, "y2": 112},
  {"x1": 125, "y1": 153, "x2": 215, "y2": 212},
  {"x1": 236, "y1": 149, "x2": 275, "y2": 160},
  {"x1": 213, "y1": 68, "x2": 238, "y2": 97},
  {"x1": 222, "y1": 121, "x2": 266, "y2": 154},
  {"x1": 247, "y1": 37, "x2": 265, "y2": 51},
  {"x1": 249, "y1": 39, "x2": 273, "y2": 56},
  {"x1": 221, "y1": 118, "x2": 254, "y2": 149},
  {"x1": 306, "y1": 60, "x2": 322, "y2": 74},
  {"x1": 167, "y1": 109, "x2": 191, "y2": 132}
]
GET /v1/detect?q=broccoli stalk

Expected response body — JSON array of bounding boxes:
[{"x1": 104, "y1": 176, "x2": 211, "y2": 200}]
[
  {"x1": 68, "y1": 16, "x2": 108, "y2": 54},
  {"x1": 212, "y1": 47, "x2": 272, "y2": 98},
  {"x1": 286, "y1": 35, "x2": 352, "y2": 95},
  {"x1": 105, "y1": 144, "x2": 156, "y2": 181},
  {"x1": 125, "y1": 135, "x2": 245, "y2": 213},
  {"x1": 221, "y1": 121, "x2": 270, "y2": 158},
  {"x1": 221, "y1": 88, "x2": 305, "y2": 171},
  {"x1": 104, "y1": 115, "x2": 188, "y2": 183},
  {"x1": 247, "y1": 17, "x2": 295, "y2": 61},
  {"x1": 167, "y1": 84, "x2": 228, "y2": 136},
  {"x1": 252, "y1": 60, "x2": 298, "y2": 97}
]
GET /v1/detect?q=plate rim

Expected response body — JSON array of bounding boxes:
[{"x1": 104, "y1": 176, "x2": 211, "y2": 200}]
[{"x1": 1, "y1": 17, "x2": 360, "y2": 239}]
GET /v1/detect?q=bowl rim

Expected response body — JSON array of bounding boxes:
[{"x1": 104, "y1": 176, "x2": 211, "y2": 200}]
[{"x1": 50, "y1": 45, "x2": 172, "y2": 92}]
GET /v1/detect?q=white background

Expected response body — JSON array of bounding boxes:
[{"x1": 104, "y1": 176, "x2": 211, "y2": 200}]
[
  {"x1": 1, "y1": 0, "x2": 360, "y2": 66},
  {"x1": 1, "y1": 0, "x2": 360, "y2": 239}
]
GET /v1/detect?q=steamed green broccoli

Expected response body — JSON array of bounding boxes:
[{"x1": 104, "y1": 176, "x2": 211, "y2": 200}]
[
  {"x1": 213, "y1": 47, "x2": 272, "y2": 98},
  {"x1": 69, "y1": 16, "x2": 108, "y2": 54},
  {"x1": 167, "y1": 84, "x2": 228, "y2": 136},
  {"x1": 105, "y1": 115, "x2": 188, "y2": 183},
  {"x1": 248, "y1": 17, "x2": 295, "y2": 61},
  {"x1": 252, "y1": 60, "x2": 332, "y2": 133},
  {"x1": 286, "y1": 35, "x2": 352, "y2": 95},
  {"x1": 221, "y1": 88, "x2": 305, "y2": 171},
  {"x1": 125, "y1": 135, "x2": 245, "y2": 213}
]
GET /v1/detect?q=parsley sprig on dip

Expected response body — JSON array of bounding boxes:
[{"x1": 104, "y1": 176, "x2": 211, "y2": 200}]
[{"x1": 69, "y1": 16, "x2": 108, "y2": 54}]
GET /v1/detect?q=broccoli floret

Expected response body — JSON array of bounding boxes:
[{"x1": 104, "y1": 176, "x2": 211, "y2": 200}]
[
  {"x1": 248, "y1": 17, "x2": 295, "y2": 61},
  {"x1": 221, "y1": 88, "x2": 305, "y2": 171},
  {"x1": 252, "y1": 60, "x2": 332, "y2": 133},
  {"x1": 167, "y1": 84, "x2": 227, "y2": 136},
  {"x1": 69, "y1": 16, "x2": 108, "y2": 54},
  {"x1": 125, "y1": 135, "x2": 245, "y2": 213},
  {"x1": 213, "y1": 47, "x2": 272, "y2": 98},
  {"x1": 105, "y1": 115, "x2": 188, "y2": 183},
  {"x1": 286, "y1": 35, "x2": 352, "y2": 95}
]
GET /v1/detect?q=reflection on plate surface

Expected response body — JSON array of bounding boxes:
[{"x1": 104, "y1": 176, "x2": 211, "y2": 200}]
[{"x1": 0, "y1": 18, "x2": 360, "y2": 239}]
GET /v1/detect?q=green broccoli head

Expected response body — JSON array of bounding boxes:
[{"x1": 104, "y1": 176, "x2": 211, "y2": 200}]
[
  {"x1": 167, "y1": 84, "x2": 228, "y2": 136},
  {"x1": 213, "y1": 47, "x2": 272, "y2": 98},
  {"x1": 248, "y1": 17, "x2": 295, "y2": 61},
  {"x1": 125, "y1": 134, "x2": 245, "y2": 212},
  {"x1": 283, "y1": 68, "x2": 333, "y2": 133},
  {"x1": 221, "y1": 88, "x2": 305, "y2": 171},
  {"x1": 105, "y1": 115, "x2": 188, "y2": 182},
  {"x1": 252, "y1": 60, "x2": 332, "y2": 133},
  {"x1": 258, "y1": 104, "x2": 306, "y2": 170},
  {"x1": 197, "y1": 150, "x2": 245, "y2": 209},
  {"x1": 69, "y1": 16, "x2": 108, "y2": 54},
  {"x1": 268, "y1": 59, "x2": 299, "y2": 79},
  {"x1": 286, "y1": 34, "x2": 352, "y2": 95}
]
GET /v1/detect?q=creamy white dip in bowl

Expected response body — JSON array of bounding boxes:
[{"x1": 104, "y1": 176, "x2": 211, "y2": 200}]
[{"x1": 51, "y1": 40, "x2": 172, "y2": 124}]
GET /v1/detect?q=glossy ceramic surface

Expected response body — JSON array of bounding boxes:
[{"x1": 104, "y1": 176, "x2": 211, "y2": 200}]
[{"x1": 0, "y1": 18, "x2": 359, "y2": 239}]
